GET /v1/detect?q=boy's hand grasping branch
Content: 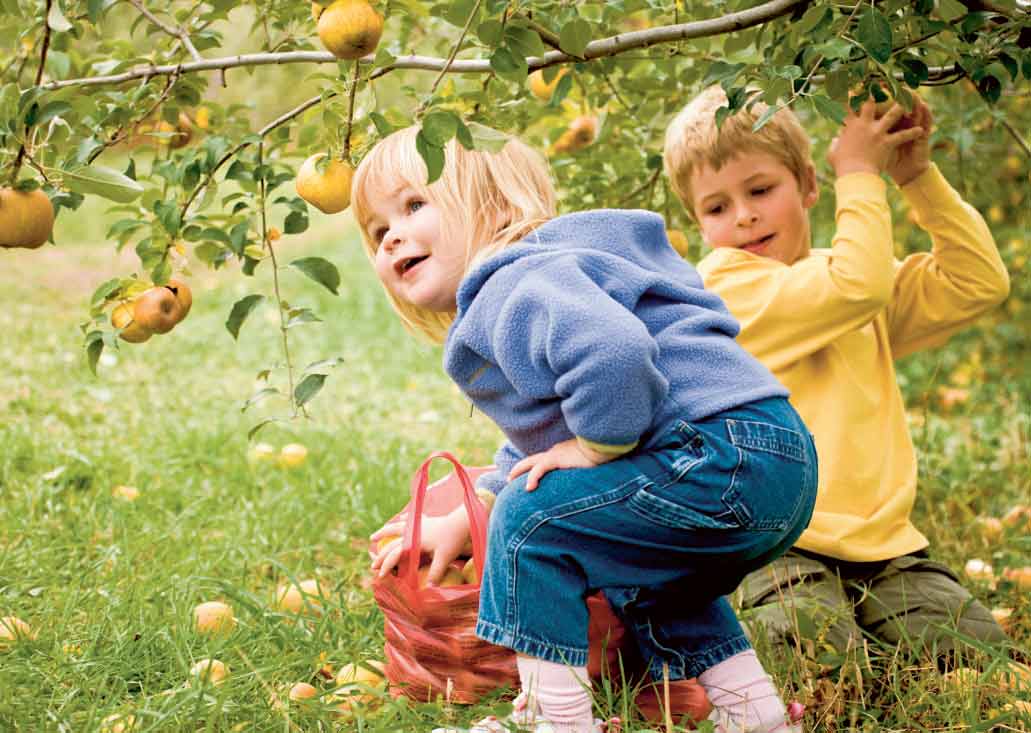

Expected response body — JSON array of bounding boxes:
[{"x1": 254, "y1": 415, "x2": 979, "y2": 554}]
[
  {"x1": 828, "y1": 99, "x2": 926, "y2": 179},
  {"x1": 885, "y1": 95, "x2": 933, "y2": 187}
]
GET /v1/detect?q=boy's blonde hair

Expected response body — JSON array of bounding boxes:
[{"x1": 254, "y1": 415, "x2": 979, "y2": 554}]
[
  {"x1": 664, "y1": 86, "x2": 813, "y2": 219},
  {"x1": 351, "y1": 126, "x2": 557, "y2": 343}
]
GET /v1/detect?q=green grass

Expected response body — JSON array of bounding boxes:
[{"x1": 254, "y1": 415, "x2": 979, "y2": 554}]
[{"x1": 0, "y1": 201, "x2": 1028, "y2": 732}]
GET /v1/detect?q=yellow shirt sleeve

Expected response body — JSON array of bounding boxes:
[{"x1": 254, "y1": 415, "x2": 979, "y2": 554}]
[
  {"x1": 697, "y1": 173, "x2": 894, "y2": 373},
  {"x1": 886, "y1": 164, "x2": 1011, "y2": 359}
]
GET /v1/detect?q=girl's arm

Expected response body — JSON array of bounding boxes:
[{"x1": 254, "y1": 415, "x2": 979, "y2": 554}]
[{"x1": 370, "y1": 504, "x2": 472, "y2": 585}]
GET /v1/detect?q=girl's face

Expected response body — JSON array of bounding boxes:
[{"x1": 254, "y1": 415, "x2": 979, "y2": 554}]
[{"x1": 366, "y1": 183, "x2": 468, "y2": 312}]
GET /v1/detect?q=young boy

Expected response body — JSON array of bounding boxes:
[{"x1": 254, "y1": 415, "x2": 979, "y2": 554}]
[{"x1": 662, "y1": 86, "x2": 1011, "y2": 661}]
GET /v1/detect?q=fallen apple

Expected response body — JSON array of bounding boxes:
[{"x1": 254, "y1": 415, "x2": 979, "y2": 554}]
[
  {"x1": 193, "y1": 601, "x2": 236, "y2": 636},
  {"x1": 0, "y1": 616, "x2": 34, "y2": 648},
  {"x1": 963, "y1": 558, "x2": 994, "y2": 582},
  {"x1": 279, "y1": 443, "x2": 308, "y2": 468},
  {"x1": 111, "y1": 485, "x2": 140, "y2": 501},
  {"x1": 276, "y1": 578, "x2": 328, "y2": 615},
  {"x1": 190, "y1": 658, "x2": 229, "y2": 685}
]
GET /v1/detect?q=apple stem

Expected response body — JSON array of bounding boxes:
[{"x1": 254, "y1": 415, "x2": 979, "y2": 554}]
[{"x1": 8, "y1": 0, "x2": 52, "y2": 187}]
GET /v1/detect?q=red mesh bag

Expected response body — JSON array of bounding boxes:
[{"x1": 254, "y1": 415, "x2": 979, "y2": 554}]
[{"x1": 372, "y1": 451, "x2": 711, "y2": 725}]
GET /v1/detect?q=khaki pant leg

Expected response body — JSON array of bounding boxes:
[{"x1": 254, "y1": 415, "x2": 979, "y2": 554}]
[
  {"x1": 737, "y1": 551, "x2": 861, "y2": 655},
  {"x1": 854, "y1": 554, "x2": 1009, "y2": 655}
]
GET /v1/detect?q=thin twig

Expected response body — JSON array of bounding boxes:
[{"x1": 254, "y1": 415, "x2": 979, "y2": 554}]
[
  {"x1": 418, "y1": 0, "x2": 483, "y2": 116},
  {"x1": 126, "y1": 0, "x2": 203, "y2": 63},
  {"x1": 180, "y1": 93, "x2": 329, "y2": 219},
  {"x1": 343, "y1": 60, "x2": 361, "y2": 160},
  {"x1": 44, "y1": 0, "x2": 806, "y2": 90},
  {"x1": 256, "y1": 142, "x2": 297, "y2": 413},
  {"x1": 997, "y1": 115, "x2": 1031, "y2": 157},
  {"x1": 619, "y1": 168, "x2": 661, "y2": 207},
  {"x1": 523, "y1": 18, "x2": 563, "y2": 52},
  {"x1": 87, "y1": 71, "x2": 180, "y2": 164},
  {"x1": 8, "y1": 0, "x2": 52, "y2": 185}
]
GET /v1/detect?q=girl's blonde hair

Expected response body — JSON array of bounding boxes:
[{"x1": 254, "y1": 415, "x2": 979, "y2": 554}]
[
  {"x1": 664, "y1": 86, "x2": 813, "y2": 220},
  {"x1": 351, "y1": 126, "x2": 557, "y2": 343}
]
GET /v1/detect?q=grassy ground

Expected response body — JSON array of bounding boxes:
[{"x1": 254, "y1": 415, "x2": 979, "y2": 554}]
[{"x1": 0, "y1": 199, "x2": 1028, "y2": 732}]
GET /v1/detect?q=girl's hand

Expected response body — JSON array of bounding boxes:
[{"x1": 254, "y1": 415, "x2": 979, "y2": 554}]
[
  {"x1": 827, "y1": 98, "x2": 925, "y2": 178},
  {"x1": 370, "y1": 505, "x2": 472, "y2": 584},
  {"x1": 508, "y1": 438, "x2": 613, "y2": 491}
]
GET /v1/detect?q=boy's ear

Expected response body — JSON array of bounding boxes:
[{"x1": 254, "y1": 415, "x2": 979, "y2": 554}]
[{"x1": 802, "y1": 163, "x2": 819, "y2": 209}]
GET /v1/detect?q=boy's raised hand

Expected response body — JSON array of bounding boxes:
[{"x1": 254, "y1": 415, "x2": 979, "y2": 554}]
[
  {"x1": 370, "y1": 504, "x2": 472, "y2": 584},
  {"x1": 828, "y1": 98, "x2": 926, "y2": 179},
  {"x1": 885, "y1": 95, "x2": 933, "y2": 187}
]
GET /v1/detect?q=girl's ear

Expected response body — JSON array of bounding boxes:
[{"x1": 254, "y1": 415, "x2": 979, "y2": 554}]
[{"x1": 801, "y1": 164, "x2": 819, "y2": 209}]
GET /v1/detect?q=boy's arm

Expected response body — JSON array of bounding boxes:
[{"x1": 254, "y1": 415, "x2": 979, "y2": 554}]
[
  {"x1": 885, "y1": 164, "x2": 1010, "y2": 359},
  {"x1": 700, "y1": 99, "x2": 924, "y2": 372},
  {"x1": 700, "y1": 173, "x2": 895, "y2": 372}
]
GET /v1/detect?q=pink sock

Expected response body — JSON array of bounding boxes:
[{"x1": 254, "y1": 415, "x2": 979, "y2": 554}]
[
  {"x1": 698, "y1": 650, "x2": 797, "y2": 732},
  {"x1": 516, "y1": 655, "x2": 594, "y2": 733}
]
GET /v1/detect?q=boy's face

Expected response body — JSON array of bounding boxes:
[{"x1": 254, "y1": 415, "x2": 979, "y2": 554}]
[
  {"x1": 690, "y1": 151, "x2": 818, "y2": 266},
  {"x1": 366, "y1": 183, "x2": 467, "y2": 312}
]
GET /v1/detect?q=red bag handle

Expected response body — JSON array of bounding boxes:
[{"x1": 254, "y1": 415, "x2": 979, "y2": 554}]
[{"x1": 399, "y1": 451, "x2": 489, "y2": 589}]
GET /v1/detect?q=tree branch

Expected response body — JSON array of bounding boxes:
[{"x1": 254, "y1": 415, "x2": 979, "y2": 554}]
[
  {"x1": 126, "y1": 0, "x2": 203, "y2": 63},
  {"x1": 180, "y1": 93, "x2": 328, "y2": 219},
  {"x1": 45, "y1": 0, "x2": 806, "y2": 90}
]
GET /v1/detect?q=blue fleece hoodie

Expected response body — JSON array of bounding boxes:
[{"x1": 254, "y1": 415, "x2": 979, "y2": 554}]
[{"x1": 443, "y1": 209, "x2": 788, "y2": 494}]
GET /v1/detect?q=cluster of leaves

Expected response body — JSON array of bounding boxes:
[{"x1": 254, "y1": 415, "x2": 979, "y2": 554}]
[{"x1": 0, "y1": 0, "x2": 1027, "y2": 431}]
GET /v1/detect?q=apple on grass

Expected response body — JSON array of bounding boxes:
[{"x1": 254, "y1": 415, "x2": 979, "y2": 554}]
[{"x1": 192, "y1": 601, "x2": 236, "y2": 636}]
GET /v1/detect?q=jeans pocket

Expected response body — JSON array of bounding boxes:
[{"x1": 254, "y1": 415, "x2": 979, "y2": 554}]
[
  {"x1": 627, "y1": 483, "x2": 741, "y2": 530},
  {"x1": 721, "y1": 420, "x2": 812, "y2": 532}
]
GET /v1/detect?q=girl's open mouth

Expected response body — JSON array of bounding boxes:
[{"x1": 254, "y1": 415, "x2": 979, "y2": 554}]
[{"x1": 399, "y1": 255, "x2": 428, "y2": 276}]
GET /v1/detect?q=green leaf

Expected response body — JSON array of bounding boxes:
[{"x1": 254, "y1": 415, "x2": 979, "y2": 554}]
[
  {"x1": 283, "y1": 209, "x2": 308, "y2": 235},
  {"x1": 415, "y1": 131, "x2": 445, "y2": 183},
  {"x1": 899, "y1": 57, "x2": 929, "y2": 88},
  {"x1": 47, "y1": 1, "x2": 73, "y2": 31},
  {"x1": 247, "y1": 418, "x2": 282, "y2": 441},
  {"x1": 87, "y1": 0, "x2": 105, "y2": 24},
  {"x1": 241, "y1": 387, "x2": 281, "y2": 413},
  {"x1": 490, "y1": 46, "x2": 527, "y2": 82},
  {"x1": 86, "y1": 337, "x2": 103, "y2": 376},
  {"x1": 225, "y1": 294, "x2": 266, "y2": 340},
  {"x1": 703, "y1": 61, "x2": 745, "y2": 88},
  {"x1": 455, "y1": 119, "x2": 474, "y2": 150},
  {"x1": 290, "y1": 256, "x2": 340, "y2": 295},
  {"x1": 90, "y1": 277, "x2": 122, "y2": 307},
  {"x1": 812, "y1": 95, "x2": 847, "y2": 125},
  {"x1": 285, "y1": 308, "x2": 322, "y2": 328},
  {"x1": 477, "y1": 19, "x2": 503, "y2": 46},
  {"x1": 63, "y1": 165, "x2": 144, "y2": 203},
  {"x1": 505, "y1": 25, "x2": 546, "y2": 58},
  {"x1": 465, "y1": 122, "x2": 509, "y2": 153},
  {"x1": 294, "y1": 373, "x2": 327, "y2": 409},
  {"x1": 559, "y1": 18, "x2": 591, "y2": 58},
  {"x1": 856, "y1": 8, "x2": 892, "y2": 63},
  {"x1": 153, "y1": 200, "x2": 181, "y2": 237},
  {"x1": 752, "y1": 105, "x2": 780, "y2": 132},
  {"x1": 936, "y1": 0, "x2": 968, "y2": 21},
  {"x1": 422, "y1": 111, "x2": 459, "y2": 147},
  {"x1": 302, "y1": 357, "x2": 344, "y2": 376}
]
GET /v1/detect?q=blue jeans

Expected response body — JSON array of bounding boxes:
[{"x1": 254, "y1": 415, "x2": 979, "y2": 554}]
[{"x1": 475, "y1": 397, "x2": 818, "y2": 680}]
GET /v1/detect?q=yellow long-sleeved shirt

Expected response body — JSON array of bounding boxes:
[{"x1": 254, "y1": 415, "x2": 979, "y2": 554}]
[{"x1": 698, "y1": 165, "x2": 1010, "y2": 562}]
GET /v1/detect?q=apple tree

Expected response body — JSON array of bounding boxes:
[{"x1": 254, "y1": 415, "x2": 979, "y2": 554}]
[{"x1": 0, "y1": 0, "x2": 1027, "y2": 434}]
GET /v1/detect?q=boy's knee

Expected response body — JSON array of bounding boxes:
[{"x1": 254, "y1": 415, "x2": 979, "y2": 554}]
[
  {"x1": 857, "y1": 555, "x2": 1009, "y2": 651},
  {"x1": 737, "y1": 553, "x2": 860, "y2": 654}
]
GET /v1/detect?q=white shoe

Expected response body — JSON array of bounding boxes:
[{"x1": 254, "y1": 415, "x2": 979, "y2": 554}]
[{"x1": 430, "y1": 694, "x2": 621, "y2": 733}]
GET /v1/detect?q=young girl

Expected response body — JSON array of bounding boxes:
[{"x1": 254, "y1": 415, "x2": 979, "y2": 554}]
[{"x1": 357, "y1": 126, "x2": 817, "y2": 733}]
